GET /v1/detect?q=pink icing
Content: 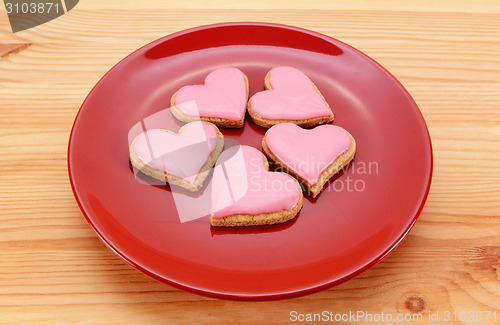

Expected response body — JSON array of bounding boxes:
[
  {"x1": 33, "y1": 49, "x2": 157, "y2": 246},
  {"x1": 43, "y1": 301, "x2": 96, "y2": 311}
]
[
  {"x1": 265, "y1": 123, "x2": 352, "y2": 185},
  {"x1": 174, "y1": 67, "x2": 247, "y2": 121},
  {"x1": 132, "y1": 121, "x2": 218, "y2": 184},
  {"x1": 249, "y1": 66, "x2": 332, "y2": 120},
  {"x1": 211, "y1": 145, "x2": 301, "y2": 219}
]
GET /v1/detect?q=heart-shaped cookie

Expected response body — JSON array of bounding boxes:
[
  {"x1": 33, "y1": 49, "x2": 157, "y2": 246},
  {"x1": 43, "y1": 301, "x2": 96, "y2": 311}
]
[
  {"x1": 262, "y1": 123, "x2": 356, "y2": 198},
  {"x1": 130, "y1": 121, "x2": 224, "y2": 191},
  {"x1": 248, "y1": 66, "x2": 334, "y2": 128},
  {"x1": 171, "y1": 67, "x2": 249, "y2": 128},
  {"x1": 210, "y1": 145, "x2": 303, "y2": 227}
]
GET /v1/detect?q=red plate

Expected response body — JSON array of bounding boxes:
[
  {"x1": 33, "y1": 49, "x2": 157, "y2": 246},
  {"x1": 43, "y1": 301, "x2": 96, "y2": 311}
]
[{"x1": 68, "y1": 23, "x2": 432, "y2": 300}]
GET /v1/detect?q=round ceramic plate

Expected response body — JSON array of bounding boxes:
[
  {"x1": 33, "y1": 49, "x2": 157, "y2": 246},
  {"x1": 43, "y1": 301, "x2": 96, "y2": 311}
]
[{"x1": 68, "y1": 23, "x2": 432, "y2": 300}]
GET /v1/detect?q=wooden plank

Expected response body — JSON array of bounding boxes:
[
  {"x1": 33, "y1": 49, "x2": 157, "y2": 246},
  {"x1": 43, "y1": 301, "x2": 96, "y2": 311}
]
[{"x1": 72, "y1": 0, "x2": 500, "y2": 14}]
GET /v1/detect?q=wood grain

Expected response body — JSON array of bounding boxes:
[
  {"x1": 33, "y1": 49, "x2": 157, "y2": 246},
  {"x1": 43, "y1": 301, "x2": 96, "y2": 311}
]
[{"x1": 1, "y1": 2, "x2": 499, "y2": 324}]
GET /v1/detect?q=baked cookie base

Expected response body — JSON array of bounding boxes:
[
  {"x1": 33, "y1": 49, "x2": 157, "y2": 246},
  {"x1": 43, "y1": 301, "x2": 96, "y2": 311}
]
[
  {"x1": 210, "y1": 198, "x2": 303, "y2": 227},
  {"x1": 249, "y1": 114, "x2": 333, "y2": 129}
]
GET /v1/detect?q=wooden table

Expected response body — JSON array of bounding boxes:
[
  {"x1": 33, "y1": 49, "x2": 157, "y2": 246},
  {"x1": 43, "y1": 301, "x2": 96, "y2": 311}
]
[{"x1": 1, "y1": 1, "x2": 499, "y2": 324}]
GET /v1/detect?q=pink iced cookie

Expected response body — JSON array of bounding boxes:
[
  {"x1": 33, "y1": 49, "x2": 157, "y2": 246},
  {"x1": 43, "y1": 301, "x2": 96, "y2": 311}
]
[
  {"x1": 171, "y1": 67, "x2": 249, "y2": 128},
  {"x1": 129, "y1": 121, "x2": 224, "y2": 191},
  {"x1": 210, "y1": 145, "x2": 303, "y2": 227},
  {"x1": 262, "y1": 123, "x2": 356, "y2": 198},
  {"x1": 248, "y1": 66, "x2": 334, "y2": 128}
]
